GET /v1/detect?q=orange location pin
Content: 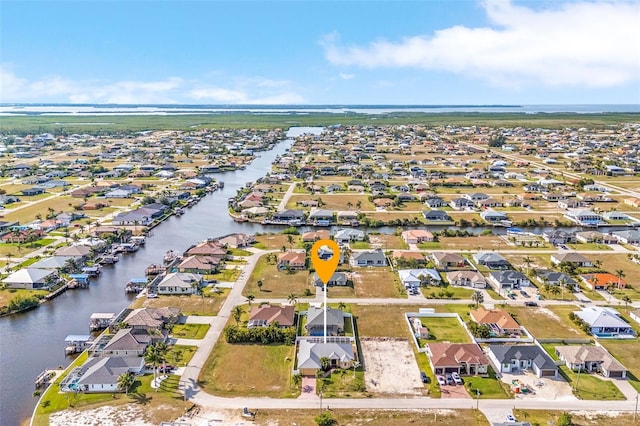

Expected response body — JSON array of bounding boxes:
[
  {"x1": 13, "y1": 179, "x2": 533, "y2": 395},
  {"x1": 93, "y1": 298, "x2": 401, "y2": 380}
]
[{"x1": 311, "y1": 239, "x2": 340, "y2": 286}]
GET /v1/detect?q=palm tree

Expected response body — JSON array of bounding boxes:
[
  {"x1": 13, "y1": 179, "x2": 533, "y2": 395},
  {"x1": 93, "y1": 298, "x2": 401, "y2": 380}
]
[
  {"x1": 594, "y1": 259, "x2": 603, "y2": 270},
  {"x1": 614, "y1": 269, "x2": 625, "y2": 289},
  {"x1": 286, "y1": 234, "x2": 295, "y2": 251},
  {"x1": 231, "y1": 305, "x2": 244, "y2": 325},
  {"x1": 117, "y1": 372, "x2": 135, "y2": 395},
  {"x1": 287, "y1": 293, "x2": 297, "y2": 305},
  {"x1": 471, "y1": 290, "x2": 484, "y2": 308},
  {"x1": 337, "y1": 301, "x2": 346, "y2": 311},
  {"x1": 144, "y1": 344, "x2": 162, "y2": 390},
  {"x1": 522, "y1": 256, "x2": 533, "y2": 275},
  {"x1": 320, "y1": 356, "x2": 331, "y2": 372},
  {"x1": 549, "y1": 285, "x2": 561, "y2": 298},
  {"x1": 246, "y1": 294, "x2": 255, "y2": 306},
  {"x1": 558, "y1": 278, "x2": 568, "y2": 301},
  {"x1": 257, "y1": 279, "x2": 263, "y2": 292},
  {"x1": 622, "y1": 295, "x2": 632, "y2": 312}
]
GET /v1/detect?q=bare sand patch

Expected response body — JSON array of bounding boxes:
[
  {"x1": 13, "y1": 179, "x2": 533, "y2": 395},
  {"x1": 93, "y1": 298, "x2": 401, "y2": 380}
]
[
  {"x1": 360, "y1": 338, "x2": 423, "y2": 395},
  {"x1": 499, "y1": 371, "x2": 576, "y2": 401}
]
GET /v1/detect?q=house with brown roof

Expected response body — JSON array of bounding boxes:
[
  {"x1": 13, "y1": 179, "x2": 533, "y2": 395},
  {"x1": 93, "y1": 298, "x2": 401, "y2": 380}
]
[
  {"x1": 123, "y1": 307, "x2": 180, "y2": 331},
  {"x1": 426, "y1": 343, "x2": 489, "y2": 375},
  {"x1": 277, "y1": 251, "x2": 307, "y2": 270},
  {"x1": 218, "y1": 233, "x2": 255, "y2": 248},
  {"x1": 470, "y1": 307, "x2": 520, "y2": 336},
  {"x1": 301, "y1": 230, "x2": 330, "y2": 242},
  {"x1": 551, "y1": 252, "x2": 593, "y2": 267},
  {"x1": 247, "y1": 304, "x2": 295, "y2": 328},
  {"x1": 431, "y1": 252, "x2": 467, "y2": 269},
  {"x1": 176, "y1": 255, "x2": 221, "y2": 274},
  {"x1": 555, "y1": 345, "x2": 627, "y2": 378},
  {"x1": 185, "y1": 240, "x2": 227, "y2": 259},
  {"x1": 401, "y1": 229, "x2": 434, "y2": 244},
  {"x1": 444, "y1": 271, "x2": 486, "y2": 288},
  {"x1": 391, "y1": 250, "x2": 427, "y2": 265}
]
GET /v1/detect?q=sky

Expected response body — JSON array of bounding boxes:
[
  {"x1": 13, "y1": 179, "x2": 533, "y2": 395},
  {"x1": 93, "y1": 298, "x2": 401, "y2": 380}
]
[{"x1": 1, "y1": 0, "x2": 639, "y2": 105}]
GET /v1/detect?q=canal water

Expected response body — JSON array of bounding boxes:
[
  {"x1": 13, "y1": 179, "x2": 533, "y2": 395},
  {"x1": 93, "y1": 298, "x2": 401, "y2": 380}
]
[{"x1": 0, "y1": 132, "x2": 306, "y2": 426}]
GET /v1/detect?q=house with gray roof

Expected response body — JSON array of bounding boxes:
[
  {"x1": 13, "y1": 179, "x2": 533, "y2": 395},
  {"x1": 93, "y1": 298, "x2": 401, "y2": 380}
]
[
  {"x1": 3, "y1": 268, "x2": 58, "y2": 290},
  {"x1": 534, "y1": 270, "x2": 577, "y2": 288},
  {"x1": 551, "y1": 252, "x2": 593, "y2": 267},
  {"x1": 155, "y1": 272, "x2": 203, "y2": 295},
  {"x1": 350, "y1": 250, "x2": 386, "y2": 267},
  {"x1": 398, "y1": 269, "x2": 441, "y2": 289},
  {"x1": 334, "y1": 228, "x2": 365, "y2": 244},
  {"x1": 472, "y1": 252, "x2": 510, "y2": 269},
  {"x1": 422, "y1": 209, "x2": 451, "y2": 222},
  {"x1": 574, "y1": 307, "x2": 634, "y2": 338},
  {"x1": 312, "y1": 272, "x2": 348, "y2": 287},
  {"x1": 296, "y1": 340, "x2": 355, "y2": 376},
  {"x1": 487, "y1": 345, "x2": 558, "y2": 378},
  {"x1": 305, "y1": 306, "x2": 344, "y2": 336},
  {"x1": 62, "y1": 356, "x2": 144, "y2": 393},
  {"x1": 488, "y1": 271, "x2": 531, "y2": 290},
  {"x1": 612, "y1": 230, "x2": 640, "y2": 245}
]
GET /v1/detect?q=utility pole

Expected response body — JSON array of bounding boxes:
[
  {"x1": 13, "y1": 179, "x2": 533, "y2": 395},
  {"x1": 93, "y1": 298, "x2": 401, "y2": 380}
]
[
  {"x1": 635, "y1": 392, "x2": 638, "y2": 422},
  {"x1": 476, "y1": 389, "x2": 480, "y2": 411}
]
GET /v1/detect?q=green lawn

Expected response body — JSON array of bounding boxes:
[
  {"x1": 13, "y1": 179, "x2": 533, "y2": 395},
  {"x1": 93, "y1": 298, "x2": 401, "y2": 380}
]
[
  {"x1": 557, "y1": 365, "x2": 625, "y2": 400},
  {"x1": 170, "y1": 323, "x2": 210, "y2": 339},
  {"x1": 600, "y1": 339, "x2": 640, "y2": 392},
  {"x1": 228, "y1": 248, "x2": 253, "y2": 256},
  {"x1": 420, "y1": 317, "x2": 471, "y2": 343},
  {"x1": 318, "y1": 368, "x2": 366, "y2": 398},
  {"x1": 566, "y1": 243, "x2": 612, "y2": 251},
  {"x1": 350, "y1": 241, "x2": 371, "y2": 249},
  {"x1": 423, "y1": 286, "x2": 475, "y2": 300},
  {"x1": 465, "y1": 367, "x2": 512, "y2": 399},
  {"x1": 166, "y1": 345, "x2": 197, "y2": 366}
]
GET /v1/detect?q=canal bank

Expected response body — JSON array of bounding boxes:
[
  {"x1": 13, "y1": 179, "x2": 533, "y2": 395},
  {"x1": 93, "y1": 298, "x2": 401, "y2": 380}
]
[{"x1": 0, "y1": 134, "x2": 302, "y2": 426}]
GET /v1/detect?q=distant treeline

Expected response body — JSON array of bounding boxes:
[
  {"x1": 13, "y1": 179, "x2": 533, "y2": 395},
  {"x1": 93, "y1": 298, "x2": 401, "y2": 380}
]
[{"x1": 1, "y1": 112, "x2": 639, "y2": 134}]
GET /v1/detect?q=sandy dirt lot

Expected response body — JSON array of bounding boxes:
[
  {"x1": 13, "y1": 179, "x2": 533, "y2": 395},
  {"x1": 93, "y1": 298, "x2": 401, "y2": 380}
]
[
  {"x1": 360, "y1": 338, "x2": 424, "y2": 394},
  {"x1": 49, "y1": 405, "x2": 249, "y2": 426},
  {"x1": 500, "y1": 371, "x2": 576, "y2": 401}
]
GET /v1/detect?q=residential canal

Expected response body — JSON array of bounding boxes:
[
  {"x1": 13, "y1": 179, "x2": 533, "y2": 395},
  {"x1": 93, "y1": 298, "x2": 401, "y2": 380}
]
[{"x1": 0, "y1": 132, "x2": 307, "y2": 426}]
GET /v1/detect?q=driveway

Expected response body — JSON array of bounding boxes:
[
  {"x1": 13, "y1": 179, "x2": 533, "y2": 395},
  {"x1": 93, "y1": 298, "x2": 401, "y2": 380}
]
[
  {"x1": 299, "y1": 375, "x2": 317, "y2": 399},
  {"x1": 440, "y1": 384, "x2": 471, "y2": 399}
]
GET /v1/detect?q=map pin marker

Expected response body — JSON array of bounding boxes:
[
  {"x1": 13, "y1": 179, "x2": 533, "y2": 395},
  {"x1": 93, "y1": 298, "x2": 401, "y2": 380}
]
[{"x1": 311, "y1": 239, "x2": 340, "y2": 286}]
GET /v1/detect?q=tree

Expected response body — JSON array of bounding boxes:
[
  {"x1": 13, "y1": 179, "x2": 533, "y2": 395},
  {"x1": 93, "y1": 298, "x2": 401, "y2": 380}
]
[
  {"x1": 257, "y1": 279, "x2": 264, "y2": 292},
  {"x1": 232, "y1": 305, "x2": 244, "y2": 325},
  {"x1": 593, "y1": 259, "x2": 603, "y2": 270},
  {"x1": 246, "y1": 294, "x2": 255, "y2": 306},
  {"x1": 144, "y1": 344, "x2": 162, "y2": 390},
  {"x1": 287, "y1": 293, "x2": 297, "y2": 305},
  {"x1": 337, "y1": 301, "x2": 346, "y2": 311},
  {"x1": 614, "y1": 269, "x2": 625, "y2": 289},
  {"x1": 471, "y1": 290, "x2": 484, "y2": 308},
  {"x1": 117, "y1": 372, "x2": 135, "y2": 394},
  {"x1": 557, "y1": 412, "x2": 573, "y2": 426},
  {"x1": 549, "y1": 285, "x2": 561, "y2": 298},
  {"x1": 320, "y1": 356, "x2": 331, "y2": 371},
  {"x1": 355, "y1": 200, "x2": 362, "y2": 210},
  {"x1": 622, "y1": 295, "x2": 632, "y2": 312},
  {"x1": 286, "y1": 234, "x2": 295, "y2": 251},
  {"x1": 522, "y1": 256, "x2": 533, "y2": 275},
  {"x1": 315, "y1": 412, "x2": 336, "y2": 426}
]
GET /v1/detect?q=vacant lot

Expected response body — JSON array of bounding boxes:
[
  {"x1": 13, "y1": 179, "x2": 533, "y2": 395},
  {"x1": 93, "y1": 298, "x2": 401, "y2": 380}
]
[
  {"x1": 514, "y1": 410, "x2": 638, "y2": 426},
  {"x1": 287, "y1": 194, "x2": 373, "y2": 210},
  {"x1": 244, "y1": 255, "x2": 312, "y2": 298},
  {"x1": 361, "y1": 338, "x2": 424, "y2": 395},
  {"x1": 254, "y1": 234, "x2": 301, "y2": 250},
  {"x1": 368, "y1": 233, "x2": 406, "y2": 249},
  {"x1": 420, "y1": 317, "x2": 471, "y2": 343},
  {"x1": 505, "y1": 306, "x2": 588, "y2": 339},
  {"x1": 351, "y1": 268, "x2": 404, "y2": 298},
  {"x1": 351, "y1": 305, "x2": 416, "y2": 338},
  {"x1": 198, "y1": 339, "x2": 297, "y2": 398},
  {"x1": 439, "y1": 235, "x2": 506, "y2": 250},
  {"x1": 600, "y1": 339, "x2": 640, "y2": 392},
  {"x1": 129, "y1": 291, "x2": 228, "y2": 316}
]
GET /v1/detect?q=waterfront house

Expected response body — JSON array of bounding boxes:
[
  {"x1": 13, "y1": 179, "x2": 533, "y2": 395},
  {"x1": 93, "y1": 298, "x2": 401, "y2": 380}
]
[
  {"x1": 488, "y1": 270, "x2": 531, "y2": 290},
  {"x1": 398, "y1": 269, "x2": 441, "y2": 289},
  {"x1": 542, "y1": 230, "x2": 576, "y2": 245},
  {"x1": 296, "y1": 340, "x2": 355, "y2": 375},
  {"x1": 564, "y1": 209, "x2": 603, "y2": 227},
  {"x1": 480, "y1": 210, "x2": 509, "y2": 224},
  {"x1": 62, "y1": 356, "x2": 144, "y2": 393},
  {"x1": 555, "y1": 345, "x2": 626, "y2": 378},
  {"x1": 176, "y1": 255, "x2": 221, "y2": 274},
  {"x1": 3, "y1": 268, "x2": 58, "y2": 289},
  {"x1": 305, "y1": 306, "x2": 344, "y2": 336},
  {"x1": 123, "y1": 307, "x2": 180, "y2": 331},
  {"x1": 426, "y1": 342, "x2": 489, "y2": 376},
  {"x1": 350, "y1": 250, "x2": 387, "y2": 267},
  {"x1": 575, "y1": 231, "x2": 617, "y2": 244},
  {"x1": 308, "y1": 209, "x2": 335, "y2": 225},
  {"x1": 277, "y1": 251, "x2": 307, "y2": 270},
  {"x1": 334, "y1": 228, "x2": 365, "y2": 244},
  {"x1": 217, "y1": 233, "x2": 255, "y2": 248},
  {"x1": 470, "y1": 308, "x2": 520, "y2": 336},
  {"x1": 272, "y1": 209, "x2": 305, "y2": 223},
  {"x1": 156, "y1": 272, "x2": 203, "y2": 295},
  {"x1": 401, "y1": 229, "x2": 434, "y2": 245},
  {"x1": 550, "y1": 252, "x2": 593, "y2": 267},
  {"x1": 247, "y1": 304, "x2": 295, "y2": 328},
  {"x1": 302, "y1": 230, "x2": 331, "y2": 242},
  {"x1": 29, "y1": 256, "x2": 74, "y2": 271},
  {"x1": 312, "y1": 271, "x2": 348, "y2": 287},
  {"x1": 472, "y1": 252, "x2": 511, "y2": 269},
  {"x1": 185, "y1": 240, "x2": 227, "y2": 259},
  {"x1": 444, "y1": 271, "x2": 487, "y2": 288},
  {"x1": 487, "y1": 345, "x2": 558, "y2": 378},
  {"x1": 101, "y1": 328, "x2": 156, "y2": 357},
  {"x1": 574, "y1": 307, "x2": 634, "y2": 337},
  {"x1": 611, "y1": 230, "x2": 640, "y2": 245},
  {"x1": 422, "y1": 209, "x2": 452, "y2": 222}
]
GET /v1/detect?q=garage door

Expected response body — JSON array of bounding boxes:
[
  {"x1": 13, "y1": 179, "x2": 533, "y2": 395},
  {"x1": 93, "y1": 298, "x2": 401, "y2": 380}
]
[
  {"x1": 541, "y1": 369, "x2": 556, "y2": 377},
  {"x1": 609, "y1": 370, "x2": 625, "y2": 378}
]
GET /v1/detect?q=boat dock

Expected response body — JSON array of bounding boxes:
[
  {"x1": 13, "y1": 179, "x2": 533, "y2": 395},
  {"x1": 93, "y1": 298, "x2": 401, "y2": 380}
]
[
  {"x1": 125, "y1": 277, "x2": 148, "y2": 294},
  {"x1": 89, "y1": 312, "x2": 115, "y2": 331},
  {"x1": 64, "y1": 334, "x2": 93, "y2": 355},
  {"x1": 34, "y1": 369, "x2": 63, "y2": 389}
]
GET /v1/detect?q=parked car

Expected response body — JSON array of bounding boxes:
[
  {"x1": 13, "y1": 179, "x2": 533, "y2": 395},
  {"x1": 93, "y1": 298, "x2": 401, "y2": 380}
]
[
  {"x1": 451, "y1": 372, "x2": 463, "y2": 385},
  {"x1": 436, "y1": 375, "x2": 446, "y2": 386},
  {"x1": 520, "y1": 290, "x2": 529, "y2": 298},
  {"x1": 445, "y1": 373, "x2": 454, "y2": 385},
  {"x1": 524, "y1": 301, "x2": 538, "y2": 307},
  {"x1": 421, "y1": 371, "x2": 429, "y2": 383}
]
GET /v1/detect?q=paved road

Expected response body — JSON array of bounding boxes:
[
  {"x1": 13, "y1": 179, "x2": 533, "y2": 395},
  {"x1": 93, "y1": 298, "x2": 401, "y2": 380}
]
[{"x1": 277, "y1": 182, "x2": 297, "y2": 211}]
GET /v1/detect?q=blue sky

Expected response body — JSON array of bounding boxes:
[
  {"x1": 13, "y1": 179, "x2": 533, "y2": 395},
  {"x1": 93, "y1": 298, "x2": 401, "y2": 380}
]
[{"x1": 1, "y1": 0, "x2": 639, "y2": 104}]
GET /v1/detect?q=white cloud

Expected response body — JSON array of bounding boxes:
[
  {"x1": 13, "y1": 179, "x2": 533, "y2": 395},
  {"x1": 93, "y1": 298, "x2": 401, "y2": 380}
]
[
  {"x1": 323, "y1": 0, "x2": 640, "y2": 88},
  {"x1": 339, "y1": 72, "x2": 355, "y2": 80}
]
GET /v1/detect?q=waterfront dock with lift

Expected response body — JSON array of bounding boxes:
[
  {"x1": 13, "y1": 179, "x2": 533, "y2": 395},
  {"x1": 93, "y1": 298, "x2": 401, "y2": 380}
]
[
  {"x1": 89, "y1": 312, "x2": 115, "y2": 331},
  {"x1": 64, "y1": 334, "x2": 94, "y2": 355}
]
